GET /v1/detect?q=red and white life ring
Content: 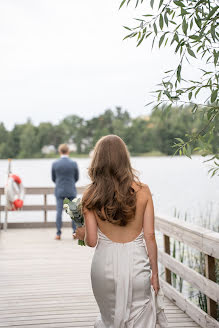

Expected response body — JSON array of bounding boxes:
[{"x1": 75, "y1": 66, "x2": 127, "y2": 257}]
[{"x1": 5, "y1": 174, "x2": 25, "y2": 210}]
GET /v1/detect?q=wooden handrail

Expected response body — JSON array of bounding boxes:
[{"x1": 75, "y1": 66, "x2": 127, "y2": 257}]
[
  {"x1": 160, "y1": 279, "x2": 219, "y2": 328},
  {"x1": 155, "y1": 215, "x2": 219, "y2": 327},
  {"x1": 158, "y1": 250, "x2": 219, "y2": 302},
  {"x1": 155, "y1": 215, "x2": 219, "y2": 259},
  {"x1": 0, "y1": 187, "x2": 86, "y2": 230},
  {"x1": 0, "y1": 187, "x2": 86, "y2": 195}
]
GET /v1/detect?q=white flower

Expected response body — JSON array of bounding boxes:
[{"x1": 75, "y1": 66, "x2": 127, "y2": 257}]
[{"x1": 67, "y1": 209, "x2": 72, "y2": 215}]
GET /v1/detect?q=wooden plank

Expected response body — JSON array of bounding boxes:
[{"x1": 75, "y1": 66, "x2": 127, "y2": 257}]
[
  {"x1": 0, "y1": 194, "x2": 1, "y2": 226},
  {"x1": 25, "y1": 187, "x2": 55, "y2": 194},
  {"x1": 0, "y1": 187, "x2": 86, "y2": 195},
  {"x1": 0, "y1": 222, "x2": 72, "y2": 229},
  {"x1": 0, "y1": 205, "x2": 57, "y2": 211},
  {"x1": 155, "y1": 215, "x2": 219, "y2": 259},
  {"x1": 44, "y1": 194, "x2": 47, "y2": 222},
  {"x1": 161, "y1": 279, "x2": 219, "y2": 328},
  {"x1": 158, "y1": 251, "x2": 219, "y2": 302},
  {"x1": 26, "y1": 204, "x2": 56, "y2": 211}
]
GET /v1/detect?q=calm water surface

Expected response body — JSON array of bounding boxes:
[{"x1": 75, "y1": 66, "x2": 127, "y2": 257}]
[{"x1": 0, "y1": 156, "x2": 218, "y2": 226}]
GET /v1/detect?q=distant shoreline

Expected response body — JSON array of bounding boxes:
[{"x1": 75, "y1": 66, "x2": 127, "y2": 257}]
[
  {"x1": 0, "y1": 151, "x2": 206, "y2": 160},
  {"x1": 0, "y1": 151, "x2": 167, "y2": 160}
]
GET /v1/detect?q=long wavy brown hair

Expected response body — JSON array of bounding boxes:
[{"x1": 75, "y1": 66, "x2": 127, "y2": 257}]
[{"x1": 82, "y1": 135, "x2": 140, "y2": 226}]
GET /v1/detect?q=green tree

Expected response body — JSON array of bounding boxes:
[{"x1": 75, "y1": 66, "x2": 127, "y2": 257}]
[
  {"x1": 36, "y1": 122, "x2": 56, "y2": 151},
  {"x1": 6, "y1": 124, "x2": 25, "y2": 158},
  {"x1": 151, "y1": 106, "x2": 200, "y2": 155},
  {"x1": 18, "y1": 121, "x2": 39, "y2": 158},
  {"x1": 0, "y1": 123, "x2": 9, "y2": 159},
  {"x1": 125, "y1": 117, "x2": 154, "y2": 153},
  {"x1": 0, "y1": 123, "x2": 8, "y2": 142},
  {"x1": 120, "y1": 0, "x2": 219, "y2": 174},
  {"x1": 85, "y1": 108, "x2": 131, "y2": 148},
  {"x1": 60, "y1": 115, "x2": 86, "y2": 153},
  {"x1": 85, "y1": 109, "x2": 115, "y2": 146},
  {"x1": 52, "y1": 124, "x2": 67, "y2": 149},
  {"x1": 0, "y1": 106, "x2": 217, "y2": 158},
  {"x1": 112, "y1": 107, "x2": 131, "y2": 139}
]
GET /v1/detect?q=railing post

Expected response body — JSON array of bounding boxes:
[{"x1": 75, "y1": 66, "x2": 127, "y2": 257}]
[
  {"x1": 205, "y1": 254, "x2": 217, "y2": 319},
  {"x1": 163, "y1": 234, "x2": 171, "y2": 284},
  {"x1": 0, "y1": 194, "x2": 1, "y2": 231},
  {"x1": 4, "y1": 207, "x2": 8, "y2": 231},
  {"x1": 44, "y1": 194, "x2": 47, "y2": 223}
]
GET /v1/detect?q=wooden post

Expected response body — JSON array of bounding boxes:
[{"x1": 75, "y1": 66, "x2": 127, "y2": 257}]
[
  {"x1": 4, "y1": 204, "x2": 8, "y2": 231},
  {"x1": 44, "y1": 194, "x2": 47, "y2": 223},
  {"x1": 4, "y1": 159, "x2": 12, "y2": 231},
  {"x1": 0, "y1": 194, "x2": 1, "y2": 231},
  {"x1": 205, "y1": 254, "x2": 217, "y2": 319},
  {"x1": 163, "y1": 234, "x2": 171, "y2": 284}
]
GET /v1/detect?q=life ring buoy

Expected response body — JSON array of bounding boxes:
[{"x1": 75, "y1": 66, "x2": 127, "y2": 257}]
[{"x1": 5, "y1": 174, "x2": 25, "y2": 210}]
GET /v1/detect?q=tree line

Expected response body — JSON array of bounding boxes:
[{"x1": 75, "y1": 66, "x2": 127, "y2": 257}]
[{"x1": 0, "y1": 106, "x2": 218, "y2": 159}]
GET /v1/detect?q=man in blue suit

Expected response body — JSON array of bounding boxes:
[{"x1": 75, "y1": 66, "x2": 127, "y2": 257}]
[{"x1": 52, "y1": 144, "x2": 79, "y2": 240}]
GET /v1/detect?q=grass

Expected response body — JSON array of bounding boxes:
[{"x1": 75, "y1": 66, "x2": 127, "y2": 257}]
[
  {"x1": 42, "y1": 151, "x2": 165, "y2": 159},
  {"x1": 130, "y1": 151, "x2": 165, "y2": 157}
]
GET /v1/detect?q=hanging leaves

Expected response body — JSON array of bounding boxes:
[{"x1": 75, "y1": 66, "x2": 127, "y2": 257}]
[
  {"x1": 173, "y1": 0, "x2": 185, "y2": 7},
  {"x1": 120, "y1": 0, "x2": 219, "y2": 175},
  {"x1": 211, "y1": 90, "x2": 218, "y2": 103},
  {"x1": 119, "y1": 0, "x2": 127, "y2": 9},
  {"x1": 159, "y1": 0, "x2": 164, "y2": 9},
  {"x1": 177, "y1": 65, "x2": 182, "y2": 82},
  {"x1": 159, "y1": 33, "x2": 166, "y2": 47},
  {"x1": 153, "y1": 22, "x2": 157, "y2": 35},
  {"x1": 182, "y1": 18, "x2": 188, "y2": 35},
  {"x1": 150, "y1": 0, "x2": 154, "y2": 9},
  {"x1": 137, "y1": 33, "x2": 145, "y2": 46},
  {"x1": 159, "y1": 14, "x2": 164, "y2": 30},
  {"x1": 187, "y1": 47, "x2": 196, "y2": 58},
  {"x1": 164, "y1": 12, "x2": 169, "y2": 26}
]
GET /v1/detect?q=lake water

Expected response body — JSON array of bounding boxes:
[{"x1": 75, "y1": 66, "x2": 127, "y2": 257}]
[{"x1": 0, "y1": 156, "x2": 218, "y2": 228}]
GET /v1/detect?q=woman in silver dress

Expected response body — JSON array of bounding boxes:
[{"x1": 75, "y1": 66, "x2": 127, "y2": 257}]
[{"x1": 76, "y1": 135, "x2": 167, "y2": 328}]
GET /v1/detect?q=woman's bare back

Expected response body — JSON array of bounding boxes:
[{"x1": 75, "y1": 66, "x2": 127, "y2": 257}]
[{"x1": 95, "y1": 182, "x2": 150, "y2": 243}]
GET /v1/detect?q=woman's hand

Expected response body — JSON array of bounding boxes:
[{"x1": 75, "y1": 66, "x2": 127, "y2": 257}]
[
  {"x1": 151, "y1": 272, "x2": 160, "y2": 295},
  {"x1": 75, "y1": 226, "x2": 85, "y2": 240}
]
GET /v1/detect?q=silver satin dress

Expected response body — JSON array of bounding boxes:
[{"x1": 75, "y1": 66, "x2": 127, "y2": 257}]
[{"x1": 91, "y1": 228, "x2": 168, "y2": 328}]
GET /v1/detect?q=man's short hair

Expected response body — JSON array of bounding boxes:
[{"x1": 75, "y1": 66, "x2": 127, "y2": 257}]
[{"x1": 58, "y1": 144, "x2": 69, "y2": 154}]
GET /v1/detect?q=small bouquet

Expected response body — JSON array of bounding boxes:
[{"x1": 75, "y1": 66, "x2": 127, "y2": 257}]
[{"x1": 63, "y1": 197, "x2": 85, "y2": 246}]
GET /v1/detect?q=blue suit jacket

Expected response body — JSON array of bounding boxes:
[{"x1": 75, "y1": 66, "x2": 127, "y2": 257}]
[{"x1": 51, "y1": 157, "x2": 79, "y2": 198}]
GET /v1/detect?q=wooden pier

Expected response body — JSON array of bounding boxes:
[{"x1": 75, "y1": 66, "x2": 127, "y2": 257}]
[{"x1": 0, "y1": 187, "x2": 218, "y2": 328}]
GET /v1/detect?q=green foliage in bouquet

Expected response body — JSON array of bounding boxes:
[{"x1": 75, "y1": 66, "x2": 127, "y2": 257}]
[{"x1": 63, "y1": 197, "x2": 85, "y2": 246}]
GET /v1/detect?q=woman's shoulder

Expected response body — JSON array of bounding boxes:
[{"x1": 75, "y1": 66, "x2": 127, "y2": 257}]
[
  {"x1": 132, "y1": 181, "x2": 152, "y2": 199},
  {"x1": 132, "y1": 181, "x2": 151, "y2": 192}
]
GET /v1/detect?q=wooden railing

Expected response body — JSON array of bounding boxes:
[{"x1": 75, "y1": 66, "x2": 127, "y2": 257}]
[
  {"x1": 0, "y1": 187, "x2": 218, "y2": 327},
  {"x1": 156, "y1": 215, "x2": 219, "y2": 328},
  {"x1": 0, "y1": 187, "x2": 85, "y2": 229}
]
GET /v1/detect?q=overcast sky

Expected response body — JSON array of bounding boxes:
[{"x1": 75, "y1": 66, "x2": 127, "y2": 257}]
[{"x1": 0, "y1": 0, "x2": 201, "y2": 130}]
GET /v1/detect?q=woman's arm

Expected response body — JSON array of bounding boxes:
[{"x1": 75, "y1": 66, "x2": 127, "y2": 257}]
[
  {"x1": 143, "y1": 186, "x2": 160, "y2": 294},
  {"x1": 84, "y1": 209, "x2": 98, "y2": 247},
  {"x1": 75, "y1": 209, "x2": 98, "y2": 248}
]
